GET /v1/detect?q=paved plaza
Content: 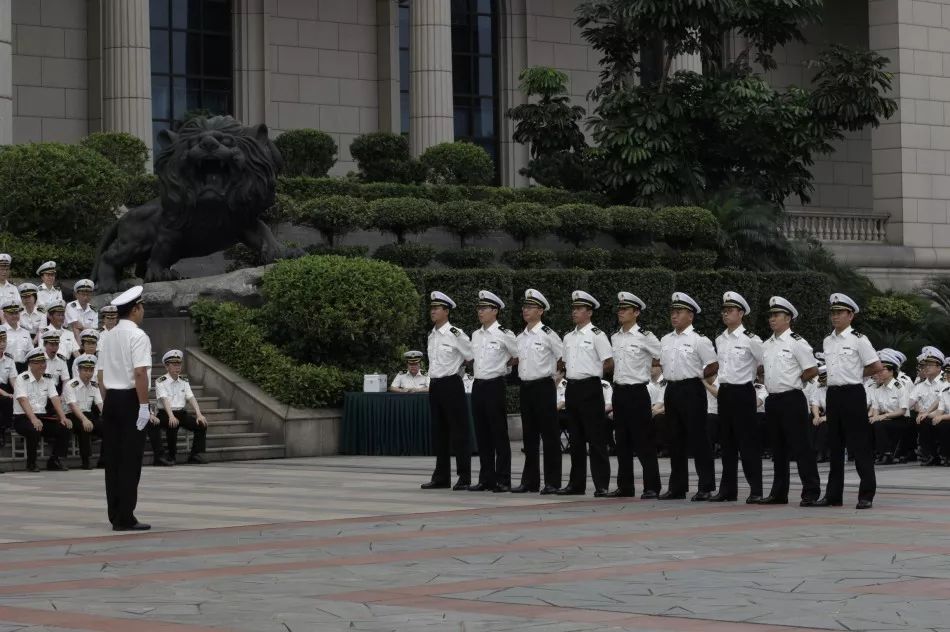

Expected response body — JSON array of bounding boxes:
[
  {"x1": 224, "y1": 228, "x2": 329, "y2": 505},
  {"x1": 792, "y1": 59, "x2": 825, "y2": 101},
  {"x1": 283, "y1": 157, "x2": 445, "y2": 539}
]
[{"x1": 0, "y1": 449, "x2": 949, "y2": 631}]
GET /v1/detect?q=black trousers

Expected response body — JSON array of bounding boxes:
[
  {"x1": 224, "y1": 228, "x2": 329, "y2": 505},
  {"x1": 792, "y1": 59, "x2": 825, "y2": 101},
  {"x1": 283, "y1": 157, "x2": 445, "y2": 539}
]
[
  {"x1": 0, "y1": 396, "x2": 11, "y2": 445},
  {"x1": 717, "y1": 383, "x2": 762, "y2": 497},
  {"x1": 612, "y1": 383, "x2": 660, "y2": 494},
  {"x1": 13, "y1": 411, "x2": 69, "y2": 465},
  {"x1": 811, "y1": 419, "x2": 829, "y2": 459},
  {"x1": 873, "y1": 416, "x2": 912, "y2": 456},
  {"x1": 825, "y1": 384, "x2": 875, "y2": 502},
  {"x1": 518, "y1": 378, "x2": 560, "y2": 490},
  {"x1": 472, "y1": 377, "x2": 509, "y2": 487},
  {"x1": 102, "y1": 389, "x2": 147, "y2": 528},
  {"x1": 764, "y1": 390, "x2": 820, "y2": 501},
  {"x1": 149, "y1": 409, "x2": 207, "y2": 460},
  {"x1": 918, "y1": 419, "x2": 950, "y2": 459},
  {"x1": 428, "y1": 374, "x2": 471, "y2": 485},
  {"x1": 565, "y1": 377, "x2": 609, "y2": 491},
  {"x1": 69, "y1": 408, "x2": 102, "y2": 464},
  {"x1": 664, "y1": 378, "x2": 714, "y2": 494}
]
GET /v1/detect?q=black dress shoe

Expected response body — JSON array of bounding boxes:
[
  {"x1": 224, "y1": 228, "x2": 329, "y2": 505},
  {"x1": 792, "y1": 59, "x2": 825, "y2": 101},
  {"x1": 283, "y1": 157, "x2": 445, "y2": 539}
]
[
  {"x1": 756, "y1": 495, "x2": 788, "y2": 505},
  {"x1": 492, "y1": 484, "x2": 511, "y2": 493},
  {"x1": 799, "y1": 498, "x2": 819, "y2": 507},
  {"x1": 555, "y1": 486, "x2": 585, "y2": 496},
  {"x1": 606, "y1": 488, "x2": 635, "y2": 498},
  {"x1": 690, "y1": 491, "x2": 711, "y2": 502},
  {"x1": 468, "y1": 482, "x2": 491, "y2": 492},
  {"x1": 510, "y1": 484, "x2": 538, "y2": 493},
  {"x1": 46, "y1": 458, "x2": 68, "y2": 471},
  {"x1": 815, "y1": 496, "x2": 842, "y2": 507},
  {"x1": 640, "y1": 490, "x2": 659, "y2": 500},
  {"x1": 856, "y1": 499, "x2": 873, "y2": 510},
  {"x1": 113, "y1": 522, "x2": 151, "y2": 532},
  {"x1": 187, "y1": 453, "x2": 208, "y2": 465},
  {"x1": 539, "y1": 485, "x2": 560, "y2": 495},
  {"x1": 708, "y1": 492, "x2": 737, "y2": 502},
  {"x1": 658, "y1": 490, "x2": 686, "y2": 500},
  {"x1": 452, "y1": 480, "x2": 471, "y2": 491},
  {"x1": 745, "y1": 494, "x2": 762, "y2": 504},
  {"x1": 593, "y1": 488, "x2": 609, "y2": 497},
  {"x1": 153, "y1": 456, "x2": 174, "y2": 467},
  {"x1": 421, "y1": 480, "x2": 450, "y2": 490}
]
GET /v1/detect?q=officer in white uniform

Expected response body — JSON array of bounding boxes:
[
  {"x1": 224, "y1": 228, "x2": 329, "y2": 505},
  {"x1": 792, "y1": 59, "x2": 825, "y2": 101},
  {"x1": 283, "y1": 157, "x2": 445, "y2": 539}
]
[
  {"x1": 809, "y1": 366, "x2": 829, "y2": 462},
  {"x1": 819, "y1": 293, "x2": 881, "y2": 510},
  {"x1": 63, "y1": 354, "x2": 104, "y2": 469},
  {"x1": 608, "y1": 291, "x2": 662, "y2": 499},
  {"x1": 17, "y1": 283, "x2": 47, "y2": 336},
  {"x1": 911, "y1": 346, "x2": 946, "y2": 465},
  {"x1": 658, "y1": 292, "x2": 718, "y2": 501},
  {"x1": 0, "y1": 254, "x2": 20, "y2": 306},
  {"x1": 100, "y1": 304, "x2": 119, "y2": 332},
  {"x1": 923, "y1": 365, "x2": 950, "y2": 465},
  {"x1": 37, "y1": 300, "x2": 79, "y2": 359},
  {"x1": 869, "y1": 350, "x2": 909, "y2": 465},
  {"x1": 40, "y1": 329, "x2": 70, "y2": 388},
  {"x1": 760, "y1": 296, "x2": 821, "y2": 506},
  {"x1": 557, "y1": 290, "x2": 613, "y2": 496},
  {"x1": 390, "y1": 351, "x2": 430, "y2": 392},
  {"x1": 12, "y1": 346, "x2": 71, "y2": 471},
  {"x1": 65, "y1": 279, "x2": 99, "y2": 339},
  {"x1": 0, "y1": 329, "x2": 17, "y2": 452},
  {"x1": 36, "y1": 261, "x2": 63, "y2": 307},
  {"x1": 422, "y1": 291, "x2": 474, "y2": 491},
  {"x1": 150, "y1": 349, "x2": 208, "y2": 466},
  {"x1": 514, "y1": 288, "x2": 563, "y2": 494},
  {"x1": 712, "y1": 291, "x2": 764, "y2": 503},
  {"x1": 2, "y1": 300, "x2": 32, "y2": 370}
]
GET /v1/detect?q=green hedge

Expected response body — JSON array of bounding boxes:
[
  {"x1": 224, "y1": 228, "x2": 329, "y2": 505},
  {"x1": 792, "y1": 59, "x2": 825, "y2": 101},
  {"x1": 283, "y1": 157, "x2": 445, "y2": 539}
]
[
  {"x1": 0, "y1": 233, "x2": 97, "y2": 278},
  {"x1": 190, "y1": 300, "x2": 361, "y2": 408}
]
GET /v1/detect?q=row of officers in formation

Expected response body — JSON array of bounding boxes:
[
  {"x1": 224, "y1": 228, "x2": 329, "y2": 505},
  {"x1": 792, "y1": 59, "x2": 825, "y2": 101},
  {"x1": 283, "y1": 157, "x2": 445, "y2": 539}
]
[{"x1": 413, "y1": 286, "x2": 944, "y2": 511}]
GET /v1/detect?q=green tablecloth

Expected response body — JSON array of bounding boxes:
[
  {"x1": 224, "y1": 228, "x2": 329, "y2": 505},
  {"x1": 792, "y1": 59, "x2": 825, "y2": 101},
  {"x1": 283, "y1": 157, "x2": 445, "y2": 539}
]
[{"x1": 341, "y1": 392, "x2": 476, "y2": 456}]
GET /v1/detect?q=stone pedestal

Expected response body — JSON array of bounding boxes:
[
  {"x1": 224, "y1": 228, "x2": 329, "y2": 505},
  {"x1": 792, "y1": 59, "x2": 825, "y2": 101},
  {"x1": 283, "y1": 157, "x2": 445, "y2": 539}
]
[
  {"x1": 409, "y1": 0, "x2": 453, "y2": 156},
  {"x1": 102, "y1": 0, "x2": 152, "y2": 152}
]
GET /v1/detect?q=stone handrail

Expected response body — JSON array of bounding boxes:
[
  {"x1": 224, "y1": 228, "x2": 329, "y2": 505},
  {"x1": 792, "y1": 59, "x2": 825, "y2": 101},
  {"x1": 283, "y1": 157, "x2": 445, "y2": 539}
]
[{"x1": 782, "y1": 211, "x2": 889, "y2": 242}]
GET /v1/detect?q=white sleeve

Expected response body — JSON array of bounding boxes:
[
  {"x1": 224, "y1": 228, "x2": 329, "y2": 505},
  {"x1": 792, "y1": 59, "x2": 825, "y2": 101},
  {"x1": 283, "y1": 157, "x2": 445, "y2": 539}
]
[
  {"x1": 548, "y1": 329, "x2": 564, "y2": 361},
  {"x1": 697, "y1": 336, "x2": 717, "y2": 367},
  {"x1": 62, "y1": 382, "x2": 77, "y2": 406},
  {"x1": 857, "y1": 335, "x2": 879, "y2": 367},
  {"x1": 594, "y1": 332, "x2": 613, "y2": 361},
  {"x1": 46, "y1": 379, "x2": 58, "y2": 399},
  {"x1": 130, "y1": 332, "x2": 151, "y2": 369},
  {"x1": 456, "y1": 331, "x2": 474, "y2": 362},
  {"x1": 793, "y1": 338, "x2": 817, "y2": 370}
]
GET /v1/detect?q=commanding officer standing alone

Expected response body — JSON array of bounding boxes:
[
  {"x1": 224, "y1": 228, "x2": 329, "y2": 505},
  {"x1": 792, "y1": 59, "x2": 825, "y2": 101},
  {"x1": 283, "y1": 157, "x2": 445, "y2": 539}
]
[
  {"x1": 97, "y1": 286, "x2": 153, "y2": 531},
  {"x1": 422, "y1": 291, "x2": 473, "y2": 491},
  {"x1": 557, "y1": 290, "x2": 613, "y2": 497},
  {"x1": 819, "y1": 293, "x2": 881, "y2": 509},
  {"x1": 659, "y1": 292, "x2": 718, "y2": 501},
  {"x1": 469, "y1": 290, "x2": 518, "y2": 493},
  {"x1": 513, "y1": 288, "x2": 563, "y2": 494},
  {"x1": 712, "y1": 291, "x2": 764, "y2": 503},
  {"x1": 608, "y1": 291, "x2": 662, "y2": 499}
]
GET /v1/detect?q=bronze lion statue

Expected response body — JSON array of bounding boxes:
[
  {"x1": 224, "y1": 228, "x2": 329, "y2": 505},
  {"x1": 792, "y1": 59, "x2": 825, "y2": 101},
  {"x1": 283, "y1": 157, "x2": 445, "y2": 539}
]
[{"x1": 93, "y1": 116, "x2": 300, "y2": 292}]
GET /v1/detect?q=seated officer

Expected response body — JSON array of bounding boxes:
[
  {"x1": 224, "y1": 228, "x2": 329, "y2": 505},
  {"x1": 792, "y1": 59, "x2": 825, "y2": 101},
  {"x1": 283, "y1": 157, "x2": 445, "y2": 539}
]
[
  {"x1": 71, "y1": 329, "x2": 99, "y2": 378},
  {"x1": 13, "y1": 347, "x2": 71, "y2": 472},
  {"x1": 148, "y1": 350, "x2": 209, "y2": 465},
  {"x1": 37, "y1": 300, "x2": 79, "y2": 359},
  {"x1": 62, "y1": 354, "x2": 103, "y2": 470},
  {"x1": 17, "y1": 283, "x2": 46, "y2": 336},
  {"x1": 0, "y1": 329, "x2": 18, "y2": 450},
  {"x1": 2, "y1": 299, "x2": 32, "y2": 372},
  {"x1": 40, "y1": 329, "x2": 70, "y2": 390},
  {"x1": 389, "y1": 350, "x2": 430, "y2": 392},
  {"x1": 99, "y1": 305, "x2": 118, "y2": 332},
  {"x1": 36, "y1": 261, "x2": 63, "y2": 308},
  {"x1": 65, "y1": 279, "x2": 98, "y2": 340}
]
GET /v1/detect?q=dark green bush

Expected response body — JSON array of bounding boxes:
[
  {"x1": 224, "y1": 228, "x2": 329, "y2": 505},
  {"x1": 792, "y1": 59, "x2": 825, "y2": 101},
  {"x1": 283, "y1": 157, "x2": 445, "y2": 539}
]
[
  {"x1": 274, "y1": 129, "x2": 337, "y2": 177},
  {"x1": 278, "y1": 176, "x2": 357, "y2": 199},
  {"x1": 124, "y1": 173, "x2": 159, "y2": 207},
  {"x1": 419, "y1": 184, "x2": 465, "y2": 203},
  {"x1": 420, "y1": 142, "x2": 494, "y2": 185},
  {"x1": 359, "y1": 181, "x2": 422, "y2": 200},
  {"x1": 508, "y1": 269, "x2": 591, "y2": 334},
  {"x1": 585, "y1": 268, "x2": 676, "y2": 334},
  {"x1": 373, "y1": 243, "x2": 437, "y2": 267},
  {"x1": 608, "y1": 205, "x2": 657, "y2": 246},
  {"x1": 553, "y1": 203, "x2": 611, "y2": 246},
  {"x1": 465, "y1": 185, "x2": 518, "y2": 206},
  {"x1": 502, "y1": 202, "x2": 560, "y2": 248},
  {"x1": 610, "y1": 246, "x2": 662, "y2": 269},
  {"x1": 556, "y1": 247, "x2": 612, "y2": 270},
  {"x1": 670, "y1": 270, "x2": 760, "y2": 335},
  {"x1": 0, "y1": 143, "x2": 125, "y2": 245},
  {"x1": 305, "y1": 244, "x2": 369, "y2": 258},
  {"x1": 511, "y1": 187, "x2": 577, "y2": 207},
  {"x1": 350, "y1": 132, "x2": 419, "y2": 183},
  {"x1": 292, "y1": 195, "x2": 367, "y2": 246},
  {"x1": 79, "y1": 132, "x2": 149, "y2": 178},
  {"x1": 656, "y1": 206, "x2": 720, "y2": 248},
  {"x1": 369, "y1": 197, "x2": 439, "y2": 243},
  {"x1": 413, "y1": 268, "x2": 515, "y2": 335},
  {"x1": 262, "y1": 193, "x2": 297, "y2": 226},
  {"x1": 436, "y1": 247, "x2": 496, "y2": 269},
  {"x1": 662, "y1": 248, "x2": 719, "y2": 271},
  {"x1": 259, "y1": 255, "x2": 419, "y2": 370},
  {"x1": 501, "y1": 248, "x2": 557, "y2": 269},
  {"x1": 439, "y1": 200, "x2": 503, "y2": 248},
  {"x1": 0, "y1": 233, "x2": 96, "y2": 278},
  {"x1": 752, "y1": 271, "x2": 831, "y2": 346},
  {"x1": 190, "y1": 300, "x2": 361, "y2": 408}
]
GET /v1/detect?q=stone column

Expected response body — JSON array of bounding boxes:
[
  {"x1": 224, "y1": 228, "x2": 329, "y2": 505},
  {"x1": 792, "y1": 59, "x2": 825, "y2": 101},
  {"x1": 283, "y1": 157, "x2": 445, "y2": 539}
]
[
  {"x1": 376, "y1": 0, "x2": 400, "y2": 133},
  {"x1": 233, "y1": 0, "x2": 268, "y2": 126},
  {"x1": 409, "y1": 0, "x2": 453, "y2": 156},
  {"x1": 0, "y1": 0, "x2": 12, "y2": 145},
  {"x1": 102, "y1": 0, "x2": 152, "y2": 152}
]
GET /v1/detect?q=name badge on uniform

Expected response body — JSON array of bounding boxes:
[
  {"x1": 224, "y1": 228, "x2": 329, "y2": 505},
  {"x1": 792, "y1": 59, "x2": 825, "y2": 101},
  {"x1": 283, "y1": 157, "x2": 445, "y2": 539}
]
[{"x1": 841, "y1": 347, "x2": 854, "y2": 356}]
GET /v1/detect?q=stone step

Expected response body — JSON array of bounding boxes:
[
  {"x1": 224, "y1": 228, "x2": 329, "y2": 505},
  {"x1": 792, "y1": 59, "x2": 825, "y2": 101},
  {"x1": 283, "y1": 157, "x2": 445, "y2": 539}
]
[
  {"x1": 195, "y1": 408, "x2": 236, "y2": 422},
  {"x1": 147, "y1": 396, "x2": 220, "y2": 409},
  {"x1": 144, "y1": 432, "x2": 272, "y2": 450},
  {"x1": 0, "y1": 444, "x2": 286, "y2": 470},
  {"x1": 206, "y1": 419, "x2": 254, "y2": 433},
  {"x1": 148, "y1": 385, "x2": 205, "y2": 396}
]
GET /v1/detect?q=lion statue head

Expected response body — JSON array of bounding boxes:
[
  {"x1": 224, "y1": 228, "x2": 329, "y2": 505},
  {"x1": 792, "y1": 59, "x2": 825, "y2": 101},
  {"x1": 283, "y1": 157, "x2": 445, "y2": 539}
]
[{"x1": 154, "y1": 116, "x2": 283, "y2": 229}]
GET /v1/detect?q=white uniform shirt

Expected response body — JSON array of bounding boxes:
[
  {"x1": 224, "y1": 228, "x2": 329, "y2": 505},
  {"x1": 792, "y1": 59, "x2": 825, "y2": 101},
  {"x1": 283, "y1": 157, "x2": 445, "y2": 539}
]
[
  {"x1": 13, "y1": 371, "x2": 58, "y2": 415},
  {"x1": 19, "y1": 308, "x2": 47, "y2": 336},
  {"x1": 3, "y1": 323, "x2": 33, "y2": 363},
  {"x1": 563, "y1": 322, "x2": 613, "y2": 380},
  {"x1": 762, "y1": 329, "x2": 816, "y2": 394},
  {"x1": 647, "y1": 376, "x2": 666, "y2": 406},
  {"x1": 63, "y1": 377, "x2": 103, "y2": 413},
  {"x1": 755, "y1": 382, "x2": 769, "y2": 413},
  {"x1": 65, "y1": 301, "x2": 98, "y2": 331},
  {"x1": 659, "y1": 325, "x2": 717, "y2": 381},
  {"x1": 910, "y1": 377, "x2": 943, "y2": 414},
  {"x1": 427, "y1": 322, "x2": 473, "y2": 379},
  {"x1": 43, "y1": 352, "x2": 69, "y2": 384},
  {"x1": 516, "y1": 322, "x2": 563, "y2": 381},
  {"x1": 811, "y1": 384, "x2": 827, "y2": 412},
  {"x1": 36, "y1": 325, "x2": 79, "y2": 357},
  {"x1": 823, "y1": 327, "x2": 879, "y2": 386},
  {"x1": 0, "y1": 353, "x2": 16, "y2": 388},
  {"x1": 707, "y1": 376, "x2": 720, "y2": 414},
  {"x1": 611, "y1": 324, "x2": 661, "y2": 385},
  {"x1": 0, "y1": 282, "x2": 20, "y2": 306},
  {"x1": 391, "y1": 371, "x2": 429, "y2": 391},
  {"x1": 37, "y1": 284, "x2": 63, "y2": 308},
  {"x1": 871, "y1": 378, "x2": 908, "y2": 416},
  {"x1": 155, "y1": 374, "x2": 194, "y2": 410},
  {"x1": 97, "y1": 319, "x2": 152, "y2": 390},
  {"x1": 715, "y1": 324, "x2": 764, "y2": 385},
  {"x1": 938, "y1": 385, "x2": 950, "y2": 414},
  {"x1": 471, "y1": 321, "x2": 518, "y2": 379}
]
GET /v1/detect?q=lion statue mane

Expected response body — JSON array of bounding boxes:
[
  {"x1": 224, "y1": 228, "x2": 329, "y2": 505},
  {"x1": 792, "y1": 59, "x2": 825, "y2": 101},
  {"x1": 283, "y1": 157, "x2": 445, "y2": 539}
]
[{"x1": 93, "y1": 116, "x2": 299, "y2": 292}]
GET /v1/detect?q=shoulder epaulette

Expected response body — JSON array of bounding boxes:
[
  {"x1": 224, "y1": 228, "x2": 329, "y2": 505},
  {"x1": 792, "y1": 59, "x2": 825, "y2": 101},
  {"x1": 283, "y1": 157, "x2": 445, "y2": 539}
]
[
  {"x1": 853, "y1": 330, "x2": 865, "y2": 338},
  {"x1": 602, "y1": 382, "x2": 610, "y2": 389},
  {"x1": 498, "y1": 326, "x2": 512, "y2": 335},
  {"x1": 90, "y1": 379, "x2": 97, "y2": 387},
  {"x1": 90, "y1": 306, "x2": 97, "y2": 312},
  {"x1": 42, "y1": 373, "x2": 51, "y2": 379},
  {"x1": 420, "y1": 371, "x2": 427, "y2": 376},
  {"x1": 56, "y1": 353, "x2": 66, "y2": 361},
  {"x1": 641, "y1": 330, "x2": 652, "y2": 337},
  {"x1": 658, "y1": 379, "x2": 667, "y2": 386},
  {"x1": 19, "y1": 373, "x2": 28, "y2": 380},
  {"x1": 450, "y1": 327, "x2": 461, "y2": 336},
  {"x1": 398, "y1": 370, "x2": 407, "y2": 375},
  {"x1": 180, "y1": 376, "x2": 189, "y2": 382},
  {"x1": 894, "y1": 381, "x2": 902, "y2": 389},
  {"x1": 745, "y1": 330, "x2": 756, "y2": 338},
  {"x1": 69, "y1": 379, "x2": 79, "y2": 388},
  {"x1": 36, "y1": 306, "x2": 45, "y2": 314},
  {"x1": 69, "y1": 301, "x2": 78, "y2": 308},
  {"x1": 791, "y1": 332, "x2": 803, "y2": 340},
  {"x1": 3, "y1": 352, "x2": 10, "y2": 360},
  {"x1": 942, "y1": 386, "x2": 949, "y2": 393},
  {"x1": 591, "y1": 327, "x2": 603, "y2": 335},
  {"x1": 156, "y1": 375, "x2": 167, "y2": 383},
  {"x1": 541, "y1": 325, "x2": 551, "y2": 334}
]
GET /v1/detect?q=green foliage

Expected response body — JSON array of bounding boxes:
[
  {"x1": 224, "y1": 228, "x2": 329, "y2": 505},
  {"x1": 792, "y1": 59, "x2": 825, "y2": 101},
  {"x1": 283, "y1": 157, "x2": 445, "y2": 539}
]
[
  {"x1": 412, "y1": 269, "x2": 515, "y2": 337},
  {"x1": 863, "y1": 295, "x2": 924, "y2": 333},
  {"x1": 292, "y1": 195, "x2": 367, "y2": 246},
  {"x1": 438, "y1": 200, "x2": 502, "y2": 247},
  {"x1": 511, "y1": 186, "x2": 578, "y2": 207},
  {"x1": 610, "y1": 246, "x2": 661, "y2": 269},
  {"x1": 359, "y1": 182, "x2": 422, "y2": 200},
  {"x1": 0, "y1": 143, "x2": 125, "y2": 245},
  {"x1": 656, "y1": 206, "x2": 719, "y2": 248},
  {"x1": 124, "y1": 173, "x2": 159, "y2": 207},
  {"x1": 373, "y1": 242, "x2": 437, "y2": 268},
  {"x1": 79, "y1": 132, "x2": 149, "y2": 178},
  {"x1": 305, "y1": 244, "x2": 368, "y2": 259},
  {"x1": 700, "y1": 189, "x2": 792, "y2": 271},
  {"x1": 278, "y1": 176, "x2": 357, "y2": 199},
  {"x1": 661, "y1": 248, "x2": 718, "y2": 271},
  {"x1": 274, "y1": 129, "x2": 338, "y2": 177},
  {"x1": 350, "y1": 132, "x2": 421, "y2": 183},
  {"x1": 436, "y1": 247, "x2": 496, "y2": 269},
  {"x1": 0, "y1": 233, "x2": 96, "y2": 278},
  {"x1": 259, "y1": 256, "x2": 419, "y2": 371},
  {"x1": 369, "y1": 197, "x2": 439, "y2": 243},
  {"x1": 420, "y1": 142, "x2": 495, "y2": 185},
  {"x1": 190, "y1": 300, "x2": 361, "y2": 408},
  {"x1": 585, "y1": 268, "x2": 675, "y2": 333},
  {"x1": 501, "y1": 202, "x2": 560, "y2": 248},
  {"x1": 556, "y1": 247, "x2": 612, "y2": 270},
  {"x1": 501, "y1": 248, "x2": 557, "y2": 269},
  {"x1": 553, "y1": 203, "x2": 610, "y2": 246},
  {"x1": 608, "y1": 205, "x2": 656, "y2": 246}
]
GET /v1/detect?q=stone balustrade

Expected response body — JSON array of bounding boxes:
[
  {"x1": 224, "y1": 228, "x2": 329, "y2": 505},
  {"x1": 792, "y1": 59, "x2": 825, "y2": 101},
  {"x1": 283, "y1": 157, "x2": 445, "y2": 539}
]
[{"x1": 782, "y1": 211, "x2": 889, "y2": 243}]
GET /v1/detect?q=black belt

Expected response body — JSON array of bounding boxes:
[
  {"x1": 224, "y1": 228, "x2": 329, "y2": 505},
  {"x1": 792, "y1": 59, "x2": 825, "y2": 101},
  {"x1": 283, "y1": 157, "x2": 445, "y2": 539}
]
[
  {"x1": 566, "y1": 376, "x2": 600, "y2": 384},
  {"x1": 827, "y1": 384, "x2": 865, "y2": 390},
  {"x1": 429, "y1": 375, "x2": 461, "y2": 382},
  {"x1": 719, "y1": 382, "x2": 753, "y2": 387},
  {"x1": 667, "y1": 377, "x2": 701, "y2": 384},
  {"x1": 474, "y1": 376, "x2": 504, "y2": 383},
  {"x1": 614, "y1": 382, "x2": 647, "y2": 389},
  {"x1": 521, "y1": 377, "x2": 553, "y2": 384}
]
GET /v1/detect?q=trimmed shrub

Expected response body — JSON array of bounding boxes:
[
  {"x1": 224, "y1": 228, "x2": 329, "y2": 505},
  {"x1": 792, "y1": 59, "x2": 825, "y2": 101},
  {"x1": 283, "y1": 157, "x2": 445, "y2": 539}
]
[
  {"x1": 259, "y1": 255, "x2": 420, "y2": 370},
  {"x1": 501, "y1": 248, "x2": 557, "y2": 269},
  {"x1": 439, "y1": 200, "x2": 503, "y2": 248},
  {"x1": 511, "y1": 187, "x2": 576, "y2": 207},
  {"x1": 369, "y1": 197, "x2": 439, "y2": 243},
  {"x1": 305, "y1": 244, "x2": 369, "y2": 258},
  {"x1": 502, "y1": 202, "x2": 560, "y2": 248},
  {"x1": 585, "y1": 268, "x2": 676, "y2": 334},
  {"x1": 0, "y1": 233, "x2": 96, "y2": 279},
  {"x1": 863, "y1": 295, "x2": 924, "y2": 332},
  {"x1": 0, "y1": 143, "x2": 125, "y2": 245},
  {"x1": 292, "y1": 195, "x2": 367, "y2": 246},
  {"x1": 656, "y1": 206, "x2": 719, "y2": 248},
  {"x1": 420, "y1": 142, "x2": 494, "y2": 185},
  {"x1": 553, "y1": 203, "x2": 610, "y2": 246},
  {"x1": 610, "y1": 246, "x2": 662, "y2": 269},
  {"x1": 413, "y1": 268, "x2": 515, "y2": 335},
  {"x1": 464, "y1": 185, "x2": 518, "y2": 206},
  {"x1": 124, "y1": 173, "x2": 159, "y2": 207},
  {"x1": 278, "y1": 176, "x2": 357, "y2": 199},
  {"x1": 419, "y1": 184, "x2": 465, "y2": 203},
  {"x1": 79, "y1": 132, "x2": 149, "y2": 178},
  {"x1": 190, "y1": 301, "x2": 361, "y2": 408},
  {"x1": 608, "y1": 205, "x2": 656, "y2": 246},
  {"x1": 373, "y1": 242, "x2": 437, "y2": 268},
  {"x1": 507, "y1": 269, "x2": 591, "y2": 334},
  {"x1": 662, "y1": 248, "x2": 719, "y2": 271},
  {"x1": 350, "y1": 132, "x2": 418, "y2": 183},
  {"x1": 274, "y1": 129, "x2": 337, "y2": 177},
  {"x1": 556, "y1": 247, "x2": 612, "y2": 270},
  {"x1": 359, "y1": 181, "x2": 422, "y2": 200},
  {"x1": 262, "y1": 193, "x2": 297, "y2": 226},
  {"x1": 436, "y1": 247, "x2": 496, "y2": 269}
]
